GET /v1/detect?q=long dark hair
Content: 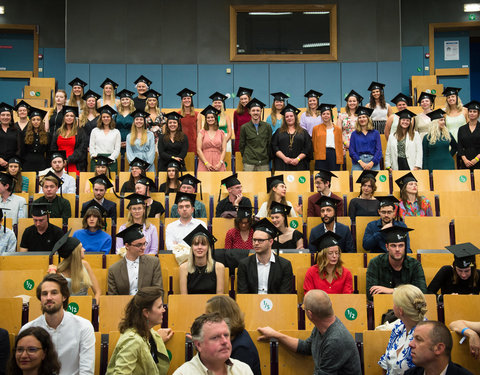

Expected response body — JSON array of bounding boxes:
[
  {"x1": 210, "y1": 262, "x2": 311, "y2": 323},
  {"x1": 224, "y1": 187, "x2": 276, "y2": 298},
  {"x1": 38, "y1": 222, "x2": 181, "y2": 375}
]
[
  {"x1": 452, "y1": 262, "x2": 479, "y2": 288},
  {"x1": 8, "y1": 326, "x2": 61, "y2": 375}
]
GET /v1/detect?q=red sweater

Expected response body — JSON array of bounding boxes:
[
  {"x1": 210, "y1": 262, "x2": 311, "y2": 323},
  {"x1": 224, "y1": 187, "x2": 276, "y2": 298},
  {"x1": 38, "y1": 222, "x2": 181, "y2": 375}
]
[
  {"x1": 233, "y1": 110, "x2": 251, "y2": 152},
  {"x1": 303, "y1": 265, "x2": 353, "y2": 294}
]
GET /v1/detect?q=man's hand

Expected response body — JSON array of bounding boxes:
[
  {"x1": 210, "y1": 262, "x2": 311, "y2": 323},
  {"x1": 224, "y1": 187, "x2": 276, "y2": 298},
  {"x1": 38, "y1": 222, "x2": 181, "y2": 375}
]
[
  {"x1": 257, "y1": 326, "x2": 280, "y2": 341},
  {"x1": 369, "y1": 285, "x2": 393, "y2": 295}
]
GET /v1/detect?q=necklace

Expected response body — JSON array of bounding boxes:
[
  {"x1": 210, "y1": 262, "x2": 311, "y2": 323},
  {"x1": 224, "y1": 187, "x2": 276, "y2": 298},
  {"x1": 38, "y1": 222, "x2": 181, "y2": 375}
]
[{"x1": 288, "y1": 131, "x2": 296, "y2": 150}]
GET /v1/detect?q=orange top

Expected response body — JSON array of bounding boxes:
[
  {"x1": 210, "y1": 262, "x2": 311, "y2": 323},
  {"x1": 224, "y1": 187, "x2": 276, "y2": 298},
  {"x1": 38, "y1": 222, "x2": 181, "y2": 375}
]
[{"x1": 312, "y1": 123, "x2": 344, "y2": 164}]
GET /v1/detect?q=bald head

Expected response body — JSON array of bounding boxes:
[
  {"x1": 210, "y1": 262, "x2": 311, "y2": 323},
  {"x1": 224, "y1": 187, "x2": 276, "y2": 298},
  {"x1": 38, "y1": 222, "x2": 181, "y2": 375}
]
[{"x1": 304, "y1": 290, "x2": 334, "y2": 319}]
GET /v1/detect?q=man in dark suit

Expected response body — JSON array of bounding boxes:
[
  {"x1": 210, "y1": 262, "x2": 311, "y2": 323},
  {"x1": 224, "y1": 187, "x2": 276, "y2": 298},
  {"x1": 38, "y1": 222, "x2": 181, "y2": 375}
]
[
  {"x1": 308, "y1": 196, "x2": 354, "y2": 253},
  {"x1": 237, "y1": 218, "x2": 294, "y2": 294},
  {"x1": 80, "y1": 174, "x2": 117, "y2": 222},
  {"x1": 108, "y1": 224, "x2": 163, "y2": 295}
]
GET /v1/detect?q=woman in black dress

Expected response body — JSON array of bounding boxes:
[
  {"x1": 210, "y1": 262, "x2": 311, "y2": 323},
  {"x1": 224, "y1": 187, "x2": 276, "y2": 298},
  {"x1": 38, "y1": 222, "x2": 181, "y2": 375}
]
[
  {"x1": 179, "y1": 224, "x2": 225, "y2": 294},
  {"x1": 157, "y1": 112, "x2": 188, "y2": 171},
  {"x1": 158, "y1": 160, "x2": 181, "y2": 195},
  {"x1": 457, "y1": 100, "x2": 480, "y2": 170},
  {"x1": 134, "y1": 175, "x2": 164, "y2": 218},
  {"x1": 120, "y1": 157, "x2": 149, "y2": 194},
  {"x1": 79, "y1": 90, "x2": 100, "y2": 138},
  {"x1": 271, "y1": 103, "x2": 312, "y2": 171},
  {"x1": 0, "y1": 102, "x2": 22, "y2": 171},
  {"x1": 22, "y1": 107, "x2": 51, "y2": 172},
  {"x1": 67, "y1": 77, "x2": 87, "y2": 112},
  {"x1": 13, "y1": 100, "x2": 30, "y2": 136},
  {"x1": 348, "y1": 170, "x2": 380, "y2": 221},
  {"x1": 47, "y1": 89, "x2": 67, "y2": 134},
  {"x1": 270, "y1": 201, "x2": 303, "y2": 250}
]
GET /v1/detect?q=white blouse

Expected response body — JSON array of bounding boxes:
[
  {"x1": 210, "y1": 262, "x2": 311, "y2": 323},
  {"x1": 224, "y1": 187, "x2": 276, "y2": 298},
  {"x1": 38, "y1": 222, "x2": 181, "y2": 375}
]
[{"x1": 89, "y1": 128, "x2": 121, "y2": 160}]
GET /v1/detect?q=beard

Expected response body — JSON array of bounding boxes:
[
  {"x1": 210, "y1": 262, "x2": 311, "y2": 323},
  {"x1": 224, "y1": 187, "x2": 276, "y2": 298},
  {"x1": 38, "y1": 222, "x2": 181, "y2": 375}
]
[
  {"x1": 41, "y1": 302, "x2": 63, "y2": 315},
  {"x1": 321, "y1": 215, "x2": 334, "y2": 225}
]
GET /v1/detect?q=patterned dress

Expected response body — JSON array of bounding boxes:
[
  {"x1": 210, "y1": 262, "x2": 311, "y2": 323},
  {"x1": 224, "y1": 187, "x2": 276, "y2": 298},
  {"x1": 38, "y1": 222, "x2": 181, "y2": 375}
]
[{"x1": 378, "y1": 320, "x2": 417, "y2": 374}]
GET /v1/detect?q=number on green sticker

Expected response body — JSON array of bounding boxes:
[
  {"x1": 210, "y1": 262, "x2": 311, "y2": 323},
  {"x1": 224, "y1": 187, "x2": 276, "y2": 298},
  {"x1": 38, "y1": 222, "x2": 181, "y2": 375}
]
[
  {"x1": 345, "y1": 308, "x2": 358, "y2": 321},
  {"x1": 459, "y1": 175, "x2": 467, "y2": 183},
  {"x1": 379, "y1": 175, "x2": 386, "y2": 182},
  {"x1": 67, "y1": 302, "x2": 79, "y2": 315},
  {"x1": 298, "y1": 176, "x2": 306, "y2": 184},
  {"x1": 24, "y1": 279, "x2": 34, "y2": 291},
  {"x1": 290, "y1": 220, "x2": 298, "y2": 229}
]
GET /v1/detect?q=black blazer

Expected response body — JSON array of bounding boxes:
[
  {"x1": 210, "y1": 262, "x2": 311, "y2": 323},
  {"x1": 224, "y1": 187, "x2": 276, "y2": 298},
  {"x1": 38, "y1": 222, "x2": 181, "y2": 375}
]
[
  {"x1": 81, "y1": 198, "x2": 117, "y2": 221},
  {"x1": 237, "y1": 253, "x2": 294, "y2": 294},
  {"x1": 405, "y1": 362, "x2": 473, "y2": 375}
]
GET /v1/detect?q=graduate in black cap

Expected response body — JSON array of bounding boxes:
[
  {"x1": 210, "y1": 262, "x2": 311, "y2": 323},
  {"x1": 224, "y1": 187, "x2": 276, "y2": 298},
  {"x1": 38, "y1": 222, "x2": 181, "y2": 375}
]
[
  {"x1": 84, "y1": 155, "x2": 113, "y2": 192},
  {"x1": 300, "y1": 89, "x2": 322, "y2": 136},
  {"x1": 233, "y1": 87, "x2": 253, "y2": 153},
  {"x1": 215, "y1": 173, "x2": 252, "y2": 218},
  {"x1": 311, "y1": 103, "x2": 342, "y2": 171},
  {"x1": 443, "y1": 87, "x2": 468, "y2": 142},
  {"x1": 197, "y1": 105, "x2": 227, "y2": 172},
  {"x1": 257, "y1": 175, "x2": 299, "y2": 218},
  {"x1": 269, "y1": 201, "x2": 304, "y2": 250},
  {"x1": 266, "y1": 92, "x2": 288, "y2": 133},
  {"x1": 35, "y1": 171, "x2": 72, "y2": 224},
  {"x1": 385, "y1": 108, "x2": 422, "y2": 171},
  {"x1": 7, "y1": 156, "x2": 28, "y2": 193},
  {"x1": 177, "y1": 88, "x2": 200, "y2": 153},
  {"x1": 23, "y1": 106, "x2": 51, "y2": 172},
  {"x1": 90, "y1": 105, "x2": 120, "y2": 173},
  {"x1": 170, "y1": 174, "x2": 207, "y2": 218},
  {"x1": 48, "y1": 90, "x2": 67, "y2": 135},
  {"x1": 80, "y1": 90, "x2": 101, "y2": 138},
  {"x1": 349, "y1": 106, "x2": 383, "y2": 172},
  {"x1": 237, "y1": 218, "x2": 294, "y2": 294},
  {"x1": 427, "y1": 243, "x2": 480, "y2": 296},
  {"x1": 307, "y1": 170, "x2": 344, "y2": 217},
  {"x1": 67, "y1": 77, "x2": 87, "y2": 110},
  {"x1": 133, "y1": 75, "x2": 152, "y2": 111},
  {"x1": 179, "y1": 224, "x2": 225, "y2": 294},
  {"x1": 395, "y1": 172, "x2": 433, "y2": 219},
  {"x1": 40, "y1": 150, "x2": 76, "y2": 195},
  {"x1": 13, "y1": 100, "x2": 31, "y2": 135},
  {"x1": 457, "y1": 100, "x2": 480, "y2": 170},
  {"x1": 210, "y1": 91, "x2": 233, "y2": 150},
  {"x1": 348, "y1": 170, "x2": 381, "y2": 220},
  {"x1": 272, "y1": 103, "x2": 312, "y2": 171},
  {"x1": 366, "y1": 81, "x2": 392, "y2": 133},
  {"x1": 134, "y1": 175, "x2": 164, "y2": 218},
  {"x1": 80, "y1": 173, "x2": 117, "y2": 221},
  {"x1": 158, "y1": 160, "x2": 182, "y2": 195},
  {"x1": 224, "y1": 204, "x2": 255, "y2": 249},
  {"x1": 384, "y1": 93, "x2": 412, "y2": 140},
  {"x1": 98, "y1": 78, "x2": 120, "y2": 109},
  {"x1": 337, "y1": 90, "x2": 363, "y2": 151},
  {"x1": 120, "y1": 157, "x2": 150, "y2": 194},
  {"x1": 0, "y1": 172, "x2": 27, "y2": 225},
  {"x1": 126, "y1": 109, "x2": 156, "y2": 173},
  {"x1": 74, "y1": 201, "x2": 112, "y2": 255},
  {"x1": 116, "y1": 89, "x2": 136, "y2": 154},
  {"x1": 0, "y1": 208, "x2": 16, "y2": 253},
  {"x1": 0, "y1": 102, "x2": 22, "y2": 172},
  {"x1": 143, "y1": 90, "x2": 165, "y2": 141},
  {"x1": 157, "y1": 112, "x2": 188, "y2": 171},
  {"x1": 423, "y1": 109, "x2": 457, "y2": 172},
  {"x1": 239, "y1": 98, "x2": 272, "y2": 171},
  {"x1": 416, "y1": 91, "x2": 436, "y2": 138}
]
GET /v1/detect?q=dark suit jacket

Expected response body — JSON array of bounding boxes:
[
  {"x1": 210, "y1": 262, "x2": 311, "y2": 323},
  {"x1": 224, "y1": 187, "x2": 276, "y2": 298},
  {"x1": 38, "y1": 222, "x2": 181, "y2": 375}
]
[
  {"x1": 81, "y1": 198, "x2": 117, "y2": 221},
  {"x1": 308, "y1": 222, "x2": 354, "y2": 253},
  {"x1": 237, "y1": 253, "x2": 294, "y2": 294},
  {"x1": 107, "y1": 254, "x2": 163, "y2": 295},
  {"x1": 405, "y1": 362, "x2": 473, "y2": 375}
]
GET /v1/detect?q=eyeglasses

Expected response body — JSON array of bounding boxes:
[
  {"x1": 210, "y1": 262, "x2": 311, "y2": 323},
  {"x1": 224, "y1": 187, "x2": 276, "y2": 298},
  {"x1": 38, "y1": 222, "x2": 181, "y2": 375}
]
[
  {"x1": 130, "y1": 241, "x2": 148, "y2": 248},
  {"x1": 252, "y1": 238, "x2": 268, "y2": 243},
  {"x1": 16, "y1": 347, "x2": 43, "y2": 355},
  {"x1": 327, "y1": 252, "x2": 340, "y2": 257},
  {"x1": 379, "y1": 211, "x2": 394, "y2": 215}
]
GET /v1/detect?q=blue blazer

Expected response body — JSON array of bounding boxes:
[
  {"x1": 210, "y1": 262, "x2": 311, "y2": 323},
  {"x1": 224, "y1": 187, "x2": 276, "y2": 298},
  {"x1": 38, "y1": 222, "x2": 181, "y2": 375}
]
[
  {"x1": 81, "y1": 198, "x2": 117, "y2": 221},
  {"x1": 308, "y1": 222, "x2": 355, "y2": 253}
]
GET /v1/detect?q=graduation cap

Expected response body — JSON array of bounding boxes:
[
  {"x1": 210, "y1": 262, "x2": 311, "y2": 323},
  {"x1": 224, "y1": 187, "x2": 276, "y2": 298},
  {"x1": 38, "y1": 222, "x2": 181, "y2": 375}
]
[
  {"x1": 426, "y1": 109, "x2": 446, "y2": 121},
  {"x1": 381, "y1": 226, "x2": 413, "y2": 244},
  {"x1": 50, "y1": 229, "x2": 81, "y2": 259},
  {"x1": 30, "y1": 203, "x2": 51, "y2": 217},
  {"x1": 100, "y1": 78, "x2": 119, "y2": 90},
  {"x1": 68, "y1": 77, "x2": 87, "y2": 88},
  {"x1": 117, "y1": 89, "x2": 135, "y2": 99},
  {"x1": 116, "y1": 223, "x2": 144, "y2": 244},
  {"x1": 201, "y1": 105, "x2": 220, "y2": 117},
  {"x1": 356, "y1": 170, "x2": 378, "y2": 184},
  {"x1": 131, "y1": 109, "x2": 149, "y2": 119},
  {"x1": 375, "y1": 195, "x2": 399, "y2": 208},
  {"x1": 315, "y1": 195, "x2": 340, "y2": 209},
  {"x1": 41, "y1": 171, "x2": 63, "y2": 187},
  {"x1": 0, "y1": 102, "x2": 14, "y2": 113},
  {"x1": 237, "y1": 204, "x2": 253, "y2": 219},
  {"x1": 125, "y1": 193, "x2": 149, "y2": 208},
  {"x1": 183, "y1": 224, "x2": 217, "y2": 248},
  {"x1": 368, "y1": 81, "x2": 385, "y2": 91},
  {"x1": 418, "y1": 92, "x2": 436, "y2": 103},
  {"x1": 391, "y1": 93, "x2": 412, "y2": 106},
  {"x1": 304, "y1": 89, "x2": 323, "y2": 99},
  {"x1": 92, "y1": 155, "x2": 113, "y2": 167},
  {"x1": 252, "y1": 218, "x2": 280, "y2": 239},
  {"x1": 445, "y1": 243, "x2": 480, "y2": 269},
  {"x1": 310, "y1": 231, "x2": 343, "y2": 251},
  {"x1": 82, "y1": 199, "x2": 107, "y2": 217},
  {"x1": 174, "y1": 191, "x2": 196, "y2": 206},
  {"x1": 165, "y1": 112, "x2": 183, "y2": 122},
  {"x1": 14, "y1": 100, "x2": 32, "y2": 112},
  {"x1": 394, "y1": 172, "x2": 417, "y2": 190},
  {"x1": 345, "y1": 90, "x2": 364, "y2": 103},
  {"x1": 89, "y1": 173, "x2": 113, "y2": 190},
  {"x1": 179, "y1": 173, "x2": 200, "y2": 188},
  {"x1": 134, "y1": 75, "x2": 152, "y2": 86},
  {"x1": 314, "y1": 169, "x2": 337, "y2": 183},
  {"x1": 136, "y1": 175, "x2": 156, "y2": 191},
  {"x1": 395, "y1": 109, "x2": 416, "y2": 120},
  {"x1": 269, "y1": 201, "x2": 291, "y2": 216},
  {"x1": 145, "y1": 89, "x2": 161, "y2": 99},
  {"x1": 167, "y1": 159, "x2": 184, "y2": 171},
  {"x1": 463, "y1": 101, "x2": 480, "y2": 111},
  {"x1": 318, "y1": 103, "x2": 336, "y2": 113},
  {"x1": 236, "y1": 87, "x2": 253, "y2": 98},
  {"x1": 0, "y1": 172, "x2": 14, "y2": 188},
  {"x1": 62, "y1": 106, "x2": 79, "y2": 117},
  {"x1": 266, "y1": 175, "x2": 284, "y2": 193},
  {"x1": 176, "y1": 88, "x2": 196, "y2": 98},
  {"x1": 97, "y1": 105, "x2": 117, "y2": 116},
  {"x1": 130, "y1": 157, "x2": 150, "y2": 171},
  {"x1": 209, "y1": 92, "x2": 228, "y2": 102},
  {"x1": 271, "y1": 92, "x2": 289, "y2": 101},
  {"x1": 82, "y1": 90, "x2": 101, "y2": 101},
  {"x1": 355, "y1": 106, "x2": 374, "y2": 117},
  {"x1": 221, "y1": 174, "x2": 241, "y2": 189},
  {"x1": 28, "y1": 107, "x2": 48, "y2": 120},
  {"x1": 281, "y1": 104, "x2": 300, "y2": 116},
  {"x1": 49, "y1": 150, "x2": 67, "y2": 162},
  {"x1": 7, "y1": 157, "x2": 21, "y2": 166},
  {"x1": 245, "y1": 98, "x2": 266, "y2": 110},
  {"x1": 442, "y1": 87, "x2": 461, "y2": 97}
]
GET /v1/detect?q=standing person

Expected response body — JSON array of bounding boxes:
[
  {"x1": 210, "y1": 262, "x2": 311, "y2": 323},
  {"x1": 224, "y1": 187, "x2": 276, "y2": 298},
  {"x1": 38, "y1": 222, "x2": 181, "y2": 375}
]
[
  {"x1": 366, "y1": 81, "x2": 392, "y2": 134},
  {"x1": 224, "y1": 205, "x2": 254, "y2": 250},
  {"x1": 79, "y1": 90, "x2": 100, "y2": 138},
  {"x1": 338, "y1": 90, "x2": 362, "y2": 152},
  {"x1": 256, "y1": 175, "x2": 298, "y2": 218},
  {"x1": 312, "y1": 103, "x2": 343, "y2": 171},
  {"x1": 97, "y1": 78, "x2": 119, "y2": 110},
  {"x1": 0, "y1": 172, "x2": 27, "y2": 225},
  {"x1": 0, "y1": 208, "x2": 16, "y2": 253},
  {"x1": 422, "y1": 109, "x2": 457, "y2": 172},
  {"x1": 414, "y1": 92, "x2": 436, "y2": 138},
  {"x1": 126, "y1": 110, "x2": 156, "y2": 172},
  {"x1": 215, "y1": 173, "x2": 252, "y2": 218},
  {"x1": 257, "y1": 290, "x2": 362, "y2": 374},
  {"x1": 396, "y1": 172, "x2": 433, "y2": 218},
  {"x1": 132, "y1": 75, "x2": 151, "y2": 111},
  {"x1": 239, "y1": 98, "x2": 272, "y2": 171},
  {"x1": 210, "y1": 92, "x2": 233, "y2": 149},
  {"x1": 157, "y1": 112, "x2": 188, "y2": 171},
  {"x1": 46, "y1": 89, "x2": 67, "y2": 134},
  {"x1": 233, "y1": 87, "x2": 253, "y2": 153},
  {"x1": 158, "y1": 160, "x2": 181, "y2": 195},
  {"x1": 348, "y1": 170, "x2": 380, "y2": 221},
  {"x1": 197, "y1": 106, "x2": 227, "y2": 172},
  {"x1": 20, "y1": 273, "x2": 95, "y2": 375},
  {"x1": 115, "y1": 89, "x2": 135, "y2": 156},
  {"x1": 0, "y1": 103, "x2": 22, "y2": 172},
  {"x1": 300, "y1": 89, "x2": 323, "y2": 136},
  {"x1": 266, "y1": 92, "x2": 287, "y2": 133},
  {"x1": 73, "y1": 204, "x2": 112, "y2": 255},
  {"x1": 270, "y1": 201, "x2": 304, "y2": 249},
  {"x1": 39, "y1": 150, "x2": 76, "y2": 195},
  {"x1": 349, "y1": 106, "x2": 382, "y2": 171},
  {"x1": 177, "y1": 88, "x2": 200, "y2": 153},
  {"x1": 67, "y1": 77, "x2": 87, "y2": 112},
  {"x1": 272, "y1": 103, "x2": 312, "y2": 171},
  {"x1": 385, "y1": 109, "x2": 423, "y2": 171},
  {"x1": 443, "y1": 87, "x2": 468, "y2": 142},
  {"x1": 385, "y1": 93, "x2": 412, "y2": 140},
  {"x1": 22, "y1": 107, "x2": 51, "y2": 172},
  {"x1": 13, "y1": 100, "x2": 31, "y2": 136},
  {"x1": 307, "y1": 169, "x2": 344, "y2": 217},
  {"x1": 35, "y1": 172, "x2": 71, "y2": 224},
  {"x1": 144, "y1": 89, "x2": 165, "y2": 142},
  {"x1": 457, "y1": 100, "x2": 480, "y2": 170}
]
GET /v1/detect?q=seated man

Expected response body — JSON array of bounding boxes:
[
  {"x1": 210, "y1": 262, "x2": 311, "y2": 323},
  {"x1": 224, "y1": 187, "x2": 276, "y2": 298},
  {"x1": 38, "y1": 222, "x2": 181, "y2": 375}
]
[
  {"x1": 34, "y1": 172, "x2": 71, "y2": 224},
  {"x1": 0, "y1": 172, "x2": 27, "y2": 225},
  {"x1": 308, "y1": 196, "x2": 354, "y2": 253},
  {"x1": 307, "y1": 169, "x2": 343, "y2": 217},
  {"x1": 108, "y1": 224, "x2": 163, "y2": 295},
  {"x1": 19, "y1": 203, "x2": 64, "y2": 252},
  {"x1": 80, "y1": 174, "x2": 117, "y2": 221},
  {"x1": 363, "y1": 195, "x2": 410, "y2": 253},
  {"x1": 215, "y1": 173, "x2": 252, "y2": 218},
  {"x1": 165, "y1": 192, "x2": 207, "y2": 251},
  {"x1": 39, "y1": 150, "x2": 76, "y2": 194},
  {"x1": 0, "y1": 208, "x2": 16, "y2": 253},
  {"x1": 20, "y1": 273, "x2": 95, "y2": 375},
  {"x1": 237, "y1": 218, "x2": 294, "y2": 294},
  {"x1": 366, "y1": 226, "x2": 427, "y2": 301},
  {"x1": 170, "y1": 174, "x2": 207, "y2": 218}
]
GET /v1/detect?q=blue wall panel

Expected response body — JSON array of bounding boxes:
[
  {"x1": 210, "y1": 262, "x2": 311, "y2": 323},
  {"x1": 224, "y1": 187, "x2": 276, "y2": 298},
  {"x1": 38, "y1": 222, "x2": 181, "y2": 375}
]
[
  {"x1": 434, "y1": 31, "x2": 470, "y2": 69},
  {"x1": 0, "y1": 33, "x2": 33, "y2": 71},
  {"x1": 65, "y1": 64, "x2": 90, "y2": 91},
  {"x1": 90, "y1": 64, "x2": 127, "y2": 97},
  {"x1": 198, "y1": 65, "x2": 234, "y2": 108},
  {"x1": 268, "y1": 64, "x2": 305, "y2": 108},
  {"x1": 340, "y1": 62, "x2": 377, "y2": 106},
  {"x1": 401, "y1": 46, "x2": 425, "y2": 94},
  {"x1": 232, "y1": 64, "x2": 269, "y2": 107},
  {"x1": 377, "y1": 61, "x2": 402, "y2": 103},
  {"x1": 126, "y1": 65, "x2": 163, "y2": 106},
  {"x1": 304, "y1": 63, "x2": 341, "y2": 107},
  {"x1": 162, "y1": 65, "x2": 197, "y2": 108},
  {"x1": 42, "y1": 48, "x2": 66, "y2": 90},
  {"x1": 438, "y1": 76, "x2": 471, "y2": 102},
  {"x1": 0, "y1": 79, "x2": 29, "y2": 105}
]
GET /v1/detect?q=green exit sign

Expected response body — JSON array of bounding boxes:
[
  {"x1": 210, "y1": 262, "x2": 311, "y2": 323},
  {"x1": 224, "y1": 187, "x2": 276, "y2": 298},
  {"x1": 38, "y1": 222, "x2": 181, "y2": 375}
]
[{"x1": 469, "y1": 14, "x2": 477, "y2": 20}]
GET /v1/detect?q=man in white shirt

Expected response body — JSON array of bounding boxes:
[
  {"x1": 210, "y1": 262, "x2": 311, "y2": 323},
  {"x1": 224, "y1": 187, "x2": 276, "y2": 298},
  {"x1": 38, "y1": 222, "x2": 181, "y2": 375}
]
[
  {"x1": 173, "y1": 313, "x2": 253, "y2": 375},
  {"x1": 165, "y1": 192, "x2": 207, "y2": 250},
  {"x1": 38, "y1": 150, "x2": 76, "y2": 194},
  {"x1": 0, "y1": 172, "x2": 26, "y2": 225},
  {"x1": 20, "y1": 272, "x2": 95, "y2": 375}
]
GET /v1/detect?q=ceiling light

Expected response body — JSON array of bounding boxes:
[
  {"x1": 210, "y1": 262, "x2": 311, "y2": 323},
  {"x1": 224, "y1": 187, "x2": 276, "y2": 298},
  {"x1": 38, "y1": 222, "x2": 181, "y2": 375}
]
[
  {"x1": 303, "y1": 42, "x2": 330, "y2": 48},
  {"x1": 248, "y1": 12, "x2": 292, "y2": 16},
  {"x1": 464, "y1": 3, "x2": 480, "y2": 12},
  {"x1": 303, "y1": 11, "x2": 330, "y2": 15},
  {"x1": 0, "y1": 6, "x2": 5, "y2": 14}
]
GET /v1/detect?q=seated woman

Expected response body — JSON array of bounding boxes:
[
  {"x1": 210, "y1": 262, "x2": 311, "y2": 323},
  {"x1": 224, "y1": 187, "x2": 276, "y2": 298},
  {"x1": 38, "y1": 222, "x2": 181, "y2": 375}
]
[
  {"x1": 197, "y1": 105, "x2": 227, "y2": 172},
  {"x1": 256, "y1": 175, "x2": 298, "y2": 218},
  {"x1": 84, "y1": 155, "x2": 114, "y2": 193},
  {"x1": 135, "y1": 175, "x2": 165, "y2": 219},
  {"x1": 378, "y1": 284, "x2": 427, "y2": 375},
  {"x1": 7, "y1": 157, "x2": 29, "y2": 193},
  {"x1": 179, "y1": 224, "x2": 225, "y2": 294},
  {"x1": 49, "y1": 230, "x2": 101, "y2": 302},
  {"x1": 73, "y1": 204, "x2": 112, "y2": 255},
  {"x1": 22, "y1": 107, "x2": 51, "y2": 172},
  {"x1": 395, "y1": 172, "x2": 432, "y2": 218},
  {"x1": 106, "y1": 286, "x2": 170, "y2": 375},
  {"x1": 158, "y1": 160, "x2": 181, "y2": 195},
  {"x1": 126, "y1": 110, "x2": 156, "y2": 172},
  {"x1": 205, "y1": 295, "x2": 261, "y2": 375},
  {"x1": 270, "y1": 201, "x2": 303, "y2": 250},
  {"x1": 120, "y1": 157, "x2": 150, "y2": 194},
  {"x1": 384, "y1": 93, "x2": 411, "y2": 140},
  {"x1": 385, "y1": 109, "x2": 422, "y2": 171},
  {"x1": 116, "y1": 194, "x2": 158, "y2": 254},
  {"x1": 224, "y1": 206, "x2": 254, "y2": 250},
  {"x1": 348, "y1": 170, "x2": 380, "y2": 221},
  {"x1": 457, "y1": 100, "x2": 480, "y2": 170},
  {"x1": 338, "y1": 90, "x2": 362, "y2": 152},
  {"x1": 300, "y1": 89, "x2": 323, "y2": 136},
  {"x1": 427, "y1": 242, "x2": 480, "y2": 295},
  {"x1": 422, "y1": 109, "x2": 457, "y2": 172},
  {"x1": 303, "y1": 231, "x2": 353, "y2": 294},
  {"x1": 443, "y1": 87, "x2": 468, "y2": 142},
  {"x1": 266, "y1": 92, "x2": 287, "y2": 133},
  {"x1": 157, "y1": 112, "x2": 188, "y2": 171},
  {"x1": 311, "y1": 103, "x2": 342, "y2": 171}
]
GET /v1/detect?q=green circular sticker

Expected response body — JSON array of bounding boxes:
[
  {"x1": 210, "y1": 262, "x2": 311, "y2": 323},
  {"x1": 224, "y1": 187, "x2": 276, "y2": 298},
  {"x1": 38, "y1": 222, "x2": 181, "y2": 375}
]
[
  {"x1": 35, "y1": 91, "x2": 40, "y2": 97},
  {"x1": 289, "y1": 220, "x2": 299, "y2": 229},
  {"x1": 298, "y1": 176, "x2": 306, "y2": 184},
  {"x1": 67, "y1": 302, "x2": 79, "y2": 315},
  {"x1": 167, "y1": 349, "x2": 172, "y2": 361},
  {"x1": 345, "y1": 308, "x2": 358, "y2": 321},
  {"x1": 417, "y1": 67, "x2": 422, "y2": 72},
  {"x1": 459, "y1": 175, "x2": 467, "y2": 183},
  {"x1": 432, "y1": 89, "x2": 436, "y2": 94},
  {"x1": 23, "y1": 279, "x2": 34, "y2": 291},
  {"x1": 379, "y1": 175, "x2": 387, "y2": 182}
]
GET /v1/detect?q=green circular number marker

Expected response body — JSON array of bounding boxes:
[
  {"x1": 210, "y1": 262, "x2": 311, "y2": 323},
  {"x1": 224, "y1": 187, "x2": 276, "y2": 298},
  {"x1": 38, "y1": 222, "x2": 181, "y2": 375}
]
[
  {"x1": 67, "y1": 302, "x2": 79, "y2": 315},
  {"x1": 379, "y1": 175, "x2": 386, "y2": 182},
  {"x1": 345, "y1": 308, "x2": 358, "y2": 321},
  {"x1": 35, "y1": 91, "x2": 41, "y2": 97},
  {"x1": 432, "y1": 89, "x2": 436, "y2": 94},
  {"x1": 23, "y1": 279, "x2": 34, "y2": 291},
  {"x1": 298, "y1": 176, "x2": 306, "y2": 184},
  {"x1": 289, "y1": 220, "x2": 299, "y2": 229},
  {"x1": 417, "y1": 67, "x2": 422, "y2": 72},
  {"x1": 459, "y1": 175, "x2": 467, "y2": 183}
]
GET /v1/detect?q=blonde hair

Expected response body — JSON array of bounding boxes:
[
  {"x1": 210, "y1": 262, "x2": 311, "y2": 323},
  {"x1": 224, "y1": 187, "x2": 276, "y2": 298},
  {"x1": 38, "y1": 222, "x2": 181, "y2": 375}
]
[
  {"x1": 58, "y1": 115, "x2": 79, "y2": 138},
  {"x1": 67, "y1": 88, "x2": 86, "y2": 110},
  {"x1": 270, "y1": 100, "x2": 285, "y2": 120},
  {"x1": 445, "y1": 96, "x2": 464, "y2": 115},
  {"x1": 306, "y1": 97, "x2": 321, "y2": 117},
  {"x1": 180, "y1": 101, "x2": 196, "y2": 117},
  {"x1": 316, "y1": 247, "x2": 344, "y2": 279},
  {"x1": 56, "y1": 244, "x2": 92, "y2": 294},
  {"x1": 186, "y1": 234, "x2": 214, "y2": 274},
  {"x1": 355, "y1": 116, "x2": 374, "y2": 132},
  {"x1": 145, "y1": 98, "x2": 161, "y2": 116},
  {"x1": 393, "y1": 284, "x2": 427, "y2": 323},
  {"x1": 79, "y1": 105, "x2": 98, "y2": 127},
  {"x1": 119, "y1": 98, "x2": 135, "y2": 114},
  {"x1": 129, "y1": 121, "x2": 148, "y2": 146},
  {"x1": 126, "y1": 205, "x2": 151, "y2": 230},
  {"x1": 394, "y1": 117, "x2": 415, "y2": 141},
  {"x1": 102, "y1": 84, "x2": 116, "y2": 105},
  {"x1": 426, "y1": 118, "x2": 451, "y2": 145}
]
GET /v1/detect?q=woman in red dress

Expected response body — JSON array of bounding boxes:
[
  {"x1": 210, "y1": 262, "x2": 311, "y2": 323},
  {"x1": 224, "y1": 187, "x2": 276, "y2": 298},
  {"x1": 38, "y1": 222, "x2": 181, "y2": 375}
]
[
  {"x1": 233, "y1": 87, "x2": 253, "y2": 152},
  {"x1": 177, "y1": 88, "x2": 200, "y2": 153}
]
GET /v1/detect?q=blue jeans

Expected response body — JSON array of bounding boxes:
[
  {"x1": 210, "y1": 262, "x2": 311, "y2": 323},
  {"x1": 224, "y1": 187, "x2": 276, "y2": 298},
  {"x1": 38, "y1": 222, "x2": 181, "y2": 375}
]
[{"x1": 351, "y1": 154, "x2": 380, "y2": 171}]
